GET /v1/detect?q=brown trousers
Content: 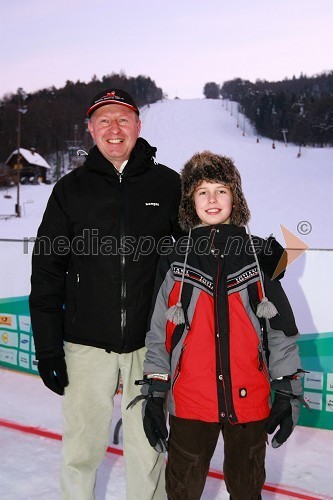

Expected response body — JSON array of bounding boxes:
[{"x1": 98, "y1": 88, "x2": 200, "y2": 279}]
[{"x1": 166, "y1": 415, "x2": 267, "y2": 500}]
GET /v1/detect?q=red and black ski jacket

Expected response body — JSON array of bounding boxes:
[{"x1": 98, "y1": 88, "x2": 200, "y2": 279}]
[{"x1": 144, "y1": 224, "x2": 301, "y2": 424}]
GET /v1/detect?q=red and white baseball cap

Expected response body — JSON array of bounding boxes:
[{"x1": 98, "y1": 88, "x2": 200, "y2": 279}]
[{"x1": 87, "y1": 88, "x2": 139, "y2": 117}]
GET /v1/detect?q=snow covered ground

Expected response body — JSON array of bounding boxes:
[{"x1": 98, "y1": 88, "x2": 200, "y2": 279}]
[
  {"x1": 1, "y1": 98, "x2": 333, "y2": 499},
  {"x1": 1, "y1": 368, "x2": 333, "y2": 500}
]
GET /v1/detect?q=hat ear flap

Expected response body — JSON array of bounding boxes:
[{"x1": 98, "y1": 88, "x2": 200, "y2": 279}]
[
  {"x1": 231, "y1": 189, "x2": 250, "y2": 226},
  {"x1": 179, "y1": 194, "x2": 200, "y2": 231},
  {"x1": 229, "y1": 168, "x2": 251, "y2": 226}
]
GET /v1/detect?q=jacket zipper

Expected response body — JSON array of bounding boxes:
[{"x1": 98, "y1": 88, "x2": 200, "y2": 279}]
[
  {"x1": 214, "y1": 253, "x2": 231, "y2": 420},
  {"x1": 212, "y1": 234, "x2": 236, "y2": 423},
  {"x1": 118, "y1": 173, "x2": 126, "y2": 348}
]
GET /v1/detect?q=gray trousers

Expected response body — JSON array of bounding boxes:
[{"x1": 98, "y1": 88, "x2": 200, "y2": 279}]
[
  {"x1": 166, "y1": 415, "x2": 267, "y2": 500},
  {"x1": 61, "y1": 343, "x2": 166, "y2": 500}
]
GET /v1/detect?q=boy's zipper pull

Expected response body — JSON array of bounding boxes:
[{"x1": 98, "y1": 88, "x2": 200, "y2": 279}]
[{"x1": 184, "y1": 309, "x2": 191, "y2": 330}]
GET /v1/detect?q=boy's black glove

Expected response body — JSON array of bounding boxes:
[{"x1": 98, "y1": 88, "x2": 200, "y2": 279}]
[
  {"x1": 136, "y1": 375, "x2": 170, "y2": 453},
  {"x1": 266, "y1": 375, "x2": 307, "y2": 448},
  {"x1": 143, "y1": 394, "x2": 168, "y2": 453},
  {"x1": 37, "y1": 357, "x2": 69, "y2": 395}
]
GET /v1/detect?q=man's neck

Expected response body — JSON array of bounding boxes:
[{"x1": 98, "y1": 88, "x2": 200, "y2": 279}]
[{"x1": 114, "y1": 160, "x2": 128, "y2": 172}]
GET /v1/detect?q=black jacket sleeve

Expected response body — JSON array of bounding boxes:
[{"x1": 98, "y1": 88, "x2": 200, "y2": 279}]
[
  {"x1": 29, "y1": 186, "x2": 71, "y2": 359},
  {"x1": 258, "y1": 236, "x2": 285, "y2": 280},
  {"x1": 165, "y1": 169, "x2": 184, "y2": 242}
]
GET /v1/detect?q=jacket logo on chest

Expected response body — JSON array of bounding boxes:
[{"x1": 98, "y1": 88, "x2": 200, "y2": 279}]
[
  {"x1": 172, "y1": 264, "x2": 214, "y2": 295},
  {"x1": 227, "y1": 265, "x2": 260, "y2": 295},
  {"x1": 145, "y1": 202, "x2": 160, "y2": 206}
]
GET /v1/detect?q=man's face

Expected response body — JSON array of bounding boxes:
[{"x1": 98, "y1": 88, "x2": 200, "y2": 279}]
[{"x1": 88, "y1": 104, "x2": 141, "y2": 169}]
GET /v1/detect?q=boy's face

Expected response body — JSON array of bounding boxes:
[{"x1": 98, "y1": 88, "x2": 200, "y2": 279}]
[{"x1": 193, "y1": 181, "x2": 233, "y2": 226}]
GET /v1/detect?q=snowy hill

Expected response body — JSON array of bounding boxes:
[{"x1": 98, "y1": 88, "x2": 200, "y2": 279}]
[
  {"x1": 141, "y1": 99, "x2": 333, "y2": 248},
  {"x1": 1, "y1": 98, "x2": 332, "y2": 334}
]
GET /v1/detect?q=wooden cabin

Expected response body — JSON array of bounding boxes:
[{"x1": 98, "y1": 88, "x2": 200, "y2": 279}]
[{"x1": 6, "y1": 148, "x2": 51, "y2": 183}]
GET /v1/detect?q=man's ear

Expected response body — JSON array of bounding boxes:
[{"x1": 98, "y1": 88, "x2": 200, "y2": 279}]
[{"x1": 87, "y1": 119, "x2": 95, "y2": 140}]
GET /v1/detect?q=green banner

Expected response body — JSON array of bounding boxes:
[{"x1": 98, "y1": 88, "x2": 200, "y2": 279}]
[
  {"x1": 0, "y1": 296, "x2": 38, "y2": 374},
  {"x1": 0, "y1": 296, "x2": 332, "y2": 430},
  {"x1": 297, "y1": 332, "x2": 333, "y2": 430}
]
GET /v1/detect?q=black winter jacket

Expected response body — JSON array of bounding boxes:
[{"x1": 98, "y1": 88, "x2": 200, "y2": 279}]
[{"x1": 29, "y1": 139, "x2": 182, "y2": 359}]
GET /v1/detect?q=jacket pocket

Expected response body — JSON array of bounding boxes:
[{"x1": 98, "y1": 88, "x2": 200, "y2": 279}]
[
  {"x1": 249, "y1": 440, "x2": 266, "y2": 496},
  {"x1": 71, "y1": 271, "x2": 80, "y2": 325},
  {"x1": 172, "y1": 344, "x2": 186, "y2": 392},
  {"x1": 258, "y1": 344, "x2": 270, "y2": 384},
  {"x1": 166, "y1": 435, "x2": 199, "y2": 499}
]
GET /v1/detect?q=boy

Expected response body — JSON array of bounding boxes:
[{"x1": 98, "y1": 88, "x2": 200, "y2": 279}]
[{"x1": 139, "y1": 151, "x2": 305, "y2": 500}]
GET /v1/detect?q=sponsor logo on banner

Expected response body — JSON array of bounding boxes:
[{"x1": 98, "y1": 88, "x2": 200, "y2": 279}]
[
  {"x1": 0, "y1": 330, "x2": 18, "y2": 348},
  {"x1": 1, "y1": 332, "x2": 9, "y2": 344},
  {"x1": 0, "y1": 315, "x2": 12, "y2": 326},
  {"x1": 327, "y1": 373, "x2": 333, "y2": 393},
  {"x1": 0, "y1": 313, "x2": 17, "y2": 330},
  {"x1": 20, "y1": 333, "x2": 30, "y2": 351},
  {"x1": 326, "y1": 395, "x2": 333, "y2": 412},
  {"x1": 0, "y1": 347, "x2": 17, "y2": 365},
  {"x1": 304, "y1": 371, "x2": 324, "y2": 390},
  {"x1": 19, "y1": 351, "x2": 30, "y2": 368},
  {"x1": 30, "y1": 354, "x2": 38, "y2": 372},
  {"x1": 19, "y1": 315, "x2": 31, "y2": 333},
  {"x1": 304, "y1": 391, "x2": 322, "y2": 411}
]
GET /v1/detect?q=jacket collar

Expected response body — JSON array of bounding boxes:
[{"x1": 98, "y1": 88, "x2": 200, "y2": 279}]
[{"x1": 192, "y1": 224, "x2": 246, "y2": 239}]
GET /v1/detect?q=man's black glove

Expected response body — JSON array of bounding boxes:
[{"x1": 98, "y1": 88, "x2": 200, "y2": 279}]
[
  {"x1": 37, "y1": 357, "x2": 69, "y2": 395},
  {"x1": 266, "y1": 375, "x2": 307, "y2": 448},
  {"x1": 140, "y1": 376, "x2": 170, "y2": 453}
]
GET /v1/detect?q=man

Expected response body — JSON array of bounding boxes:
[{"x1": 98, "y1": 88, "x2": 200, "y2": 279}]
[{"x1": 29, "y1": 88, "x2": 182, "y2": 500}]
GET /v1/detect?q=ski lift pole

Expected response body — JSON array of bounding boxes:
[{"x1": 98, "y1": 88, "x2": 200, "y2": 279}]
[
  {"x1": 15, "y1": 89, "x2": 28, "y2": 217},
  {"x1": 16, "y1": 94, "x2": 22, "y2": 217}
]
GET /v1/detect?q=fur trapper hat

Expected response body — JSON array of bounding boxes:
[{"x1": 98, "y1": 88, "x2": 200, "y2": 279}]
[{"x1": 179, "y1": 151, "x2": 251, "y2": 230}]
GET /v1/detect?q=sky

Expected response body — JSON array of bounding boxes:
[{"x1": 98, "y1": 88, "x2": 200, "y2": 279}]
[{"x1": 1, "y1": 0, "x2": 333, "y2": 100}]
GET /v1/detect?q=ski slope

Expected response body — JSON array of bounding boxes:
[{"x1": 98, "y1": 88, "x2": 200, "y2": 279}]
[{"x1": 141, "y1": 98, "x2": 333, "y2": 249}]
